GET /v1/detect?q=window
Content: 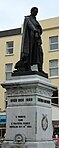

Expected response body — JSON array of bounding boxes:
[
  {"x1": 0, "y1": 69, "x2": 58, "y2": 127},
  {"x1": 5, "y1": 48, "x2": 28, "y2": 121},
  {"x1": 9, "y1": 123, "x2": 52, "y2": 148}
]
[
  {"x1": 49, "y1": 36, "x2": 58, "y2": 50},
  {"x1": 6, "y1": 41, "x2": 14, "y2": 54},
  {"x1": 5, "y1": 63, "x2": 12, "y2": 80},
  {"x1": 49, "y1": 60, "x2": 58, "y2": 77},
  {"x1": 2, "y1": 129, "x2": 6, "y2": 137},
  {"x1": 0, "y1": 129, "x2": 6, "y2": 138},
  {"x1": 52, "y1": 89, "x2": 58, "y2": 104}
]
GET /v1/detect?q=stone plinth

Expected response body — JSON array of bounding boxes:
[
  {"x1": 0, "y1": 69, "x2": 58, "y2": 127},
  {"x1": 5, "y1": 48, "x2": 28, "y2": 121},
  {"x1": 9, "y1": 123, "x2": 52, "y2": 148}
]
[{"x1": 1, "y1": 74, "x2": 56, "y2": 148}]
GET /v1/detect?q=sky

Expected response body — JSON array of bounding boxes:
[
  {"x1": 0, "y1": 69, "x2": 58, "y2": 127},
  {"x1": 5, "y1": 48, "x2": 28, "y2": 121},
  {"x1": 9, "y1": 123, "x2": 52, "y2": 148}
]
[{"x1": 0, "y1": 0, "x2": 59, "y2": 31}]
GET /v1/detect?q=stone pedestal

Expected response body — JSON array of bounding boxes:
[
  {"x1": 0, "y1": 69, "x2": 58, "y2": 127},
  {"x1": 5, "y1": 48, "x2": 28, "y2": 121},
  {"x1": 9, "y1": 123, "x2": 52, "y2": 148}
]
[{"x1": 1, "y1": 74, "x2": 56, "y2": 148}]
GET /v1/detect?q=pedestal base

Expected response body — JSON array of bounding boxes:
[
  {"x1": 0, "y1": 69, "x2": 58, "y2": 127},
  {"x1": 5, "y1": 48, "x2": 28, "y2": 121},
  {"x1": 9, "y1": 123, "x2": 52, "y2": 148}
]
[
  {"x1": 2, "y1": 141, "x2": 55, "y2": 148},
  {"x1": 1, "y1": 74, "x2": 56, "y2": 148}
]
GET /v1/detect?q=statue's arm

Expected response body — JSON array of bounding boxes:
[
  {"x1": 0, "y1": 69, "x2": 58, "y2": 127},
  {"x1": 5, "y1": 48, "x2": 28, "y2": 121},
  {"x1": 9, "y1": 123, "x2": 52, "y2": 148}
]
[
  {"x1": 27, "y1": 17, "x2": 42, "y2": 35},
  {"x1": 26, "y1": 17, "x2": 37, "y2": 32}
]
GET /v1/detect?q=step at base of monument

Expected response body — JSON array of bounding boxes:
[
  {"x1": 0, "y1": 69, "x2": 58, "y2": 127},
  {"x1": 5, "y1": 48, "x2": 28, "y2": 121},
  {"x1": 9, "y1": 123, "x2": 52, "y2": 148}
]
[{"x1": 2, "y1": 141, "x2": 55, "y2": 148}]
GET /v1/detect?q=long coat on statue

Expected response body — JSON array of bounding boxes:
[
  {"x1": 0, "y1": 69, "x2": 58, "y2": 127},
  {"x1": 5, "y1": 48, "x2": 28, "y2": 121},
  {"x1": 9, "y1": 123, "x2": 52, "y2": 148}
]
[{"x1": 21, "y1": 15, "x2": 43, "y2": 66}]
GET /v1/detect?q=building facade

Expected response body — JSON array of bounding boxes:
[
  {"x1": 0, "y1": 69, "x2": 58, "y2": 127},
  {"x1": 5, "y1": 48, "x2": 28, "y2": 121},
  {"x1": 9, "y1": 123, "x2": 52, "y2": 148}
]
[
  {"x1": 0, "y1": 28, "x2": 22, "y2": 138},
  {"x1": 40, "y1": 17, "x2": 59, "y2": 135},
  {"x1": 0, "y1": 17, "x2": 59, "y2": 138},
  {"x1": 40, "y1": 17, "x2": 59, "y2": 105}
]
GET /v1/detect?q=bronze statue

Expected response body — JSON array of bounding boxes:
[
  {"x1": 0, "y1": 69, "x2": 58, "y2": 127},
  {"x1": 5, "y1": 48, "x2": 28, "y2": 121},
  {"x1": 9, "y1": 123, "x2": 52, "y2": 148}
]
[{"x1": 15, "y1": 7, "x2": 43, "y2": 72}]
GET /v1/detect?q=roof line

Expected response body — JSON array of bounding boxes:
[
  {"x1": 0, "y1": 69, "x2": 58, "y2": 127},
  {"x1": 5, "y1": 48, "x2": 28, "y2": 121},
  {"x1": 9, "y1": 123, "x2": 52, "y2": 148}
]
[{"x1": 0, "y1": 28, "x2": 21, "y2": 37}]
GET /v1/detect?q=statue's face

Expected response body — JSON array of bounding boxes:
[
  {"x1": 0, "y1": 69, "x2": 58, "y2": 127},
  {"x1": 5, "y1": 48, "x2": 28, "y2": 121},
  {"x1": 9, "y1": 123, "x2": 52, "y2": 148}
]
[
  {"x1": 34, "y1": 9, "x2": 38, "y2": 16},
  {"x1": 31, "y1": 8, "x2": 38, "y2": 16}
]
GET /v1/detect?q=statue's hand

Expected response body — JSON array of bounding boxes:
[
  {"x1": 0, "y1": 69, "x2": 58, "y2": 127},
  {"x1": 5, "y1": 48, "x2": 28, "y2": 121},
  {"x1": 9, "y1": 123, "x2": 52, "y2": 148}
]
[{"x1": 35, "y1": 32, "x2": 39, "y2": 38}]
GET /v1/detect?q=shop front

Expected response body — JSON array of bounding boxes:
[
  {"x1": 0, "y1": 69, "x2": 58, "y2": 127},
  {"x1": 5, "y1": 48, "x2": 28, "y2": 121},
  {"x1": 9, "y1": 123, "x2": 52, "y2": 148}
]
[{"x1": 0, "y1": 115, "x2": 6, "y2": 139}]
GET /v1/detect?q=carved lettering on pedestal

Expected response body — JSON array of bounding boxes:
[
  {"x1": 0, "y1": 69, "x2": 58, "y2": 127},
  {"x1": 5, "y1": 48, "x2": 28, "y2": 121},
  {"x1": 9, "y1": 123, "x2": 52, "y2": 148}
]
[{"x1": 9, "y1": 115, "x2": 32, "y2": 129}]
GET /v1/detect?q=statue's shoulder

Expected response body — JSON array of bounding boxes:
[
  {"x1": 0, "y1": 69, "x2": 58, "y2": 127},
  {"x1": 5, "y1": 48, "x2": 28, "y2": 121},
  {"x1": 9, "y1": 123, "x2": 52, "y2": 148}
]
[
  {"x1": 24, "y1": 15, "x2": 30, "y2": 21},
  {"x1": 23, "y1": 16, "x2": 30, "y2": 25}
]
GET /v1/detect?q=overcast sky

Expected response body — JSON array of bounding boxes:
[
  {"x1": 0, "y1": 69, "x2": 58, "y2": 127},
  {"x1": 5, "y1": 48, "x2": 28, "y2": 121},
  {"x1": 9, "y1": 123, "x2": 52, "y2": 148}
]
[{"x1": 0, "y1": 0, "x2": 59, "y2": 31}]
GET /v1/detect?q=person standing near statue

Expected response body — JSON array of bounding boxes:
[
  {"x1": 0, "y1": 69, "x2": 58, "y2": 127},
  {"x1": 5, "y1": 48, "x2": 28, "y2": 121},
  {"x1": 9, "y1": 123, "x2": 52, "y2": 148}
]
[{"x1": 15, "y1": 7, "x2": 43, "y2": 72}]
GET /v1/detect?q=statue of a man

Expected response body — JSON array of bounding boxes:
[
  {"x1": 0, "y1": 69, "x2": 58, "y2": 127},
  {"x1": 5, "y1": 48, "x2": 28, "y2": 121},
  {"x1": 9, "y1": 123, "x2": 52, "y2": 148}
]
[{"x1": 15, "y1": 7, "x2": 43, "y2": 72}]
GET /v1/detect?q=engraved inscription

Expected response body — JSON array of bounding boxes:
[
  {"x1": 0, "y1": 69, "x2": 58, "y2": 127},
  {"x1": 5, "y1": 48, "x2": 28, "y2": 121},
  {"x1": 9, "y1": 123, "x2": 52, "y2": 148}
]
[{"x1": 9, "y1": 115, "x2": 32, "y2": 129}]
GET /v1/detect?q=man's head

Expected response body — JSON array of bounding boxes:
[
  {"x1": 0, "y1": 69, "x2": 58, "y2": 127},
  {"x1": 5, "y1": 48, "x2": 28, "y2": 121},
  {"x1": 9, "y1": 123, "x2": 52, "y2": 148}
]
[{"x1": 30, "y1": 7, "x2": 38, "y2": 16}]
